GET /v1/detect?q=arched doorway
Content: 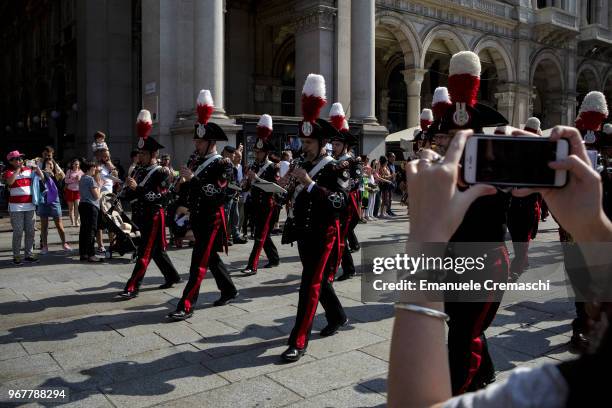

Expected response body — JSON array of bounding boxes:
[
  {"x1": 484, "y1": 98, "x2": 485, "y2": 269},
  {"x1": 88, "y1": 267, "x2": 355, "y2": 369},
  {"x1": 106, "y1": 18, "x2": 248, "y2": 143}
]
[
  {"x1": 532, "y1": 56, "x2": 564, "y2": 128},
  {"x1": 375, "y1": 12, "x2": 420, "y2": 130},
  {"x1": 420, "y1": 27, "x2": 467, "y2": 110},
  {"x1": 576, "y1": 65, "x2": 600, "y2": 117}
]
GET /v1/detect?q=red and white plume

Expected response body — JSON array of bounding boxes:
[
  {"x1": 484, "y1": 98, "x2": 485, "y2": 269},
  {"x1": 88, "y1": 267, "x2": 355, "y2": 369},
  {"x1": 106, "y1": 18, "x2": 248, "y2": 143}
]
[
  {"x1": 448, "y1": 51, "x2": 481, "y2": 107},
  {"x1": 301, "y1": 74, "x2": 326, "y2": 122},
  {"x1": 432, "y1": 87, "x2": 452, "y2": 120},
  {"x1": 420, "y1": 108, "x2": 433, "y2": 130},
  {"x1": 329, "y1": 102, "x2": 346, "y2": 130},
  {"x1": 341, "y1": 119, "x2": 350, "y2": 132},
  {"x1": 524, "y1": 117, "x2": 541, "y2": 134},
  {"x1": 136, "y1": 109, "x2": 152, "y2": 139},
  {"x1": 256, "y1": 114, "x2": 273, "y2": 140},
  {"x1": 196, "y1": 89, "x2": 214, "y2": 125},
  {"x1": 577, "y1": 91, "x2": 609, "y2": 132}
]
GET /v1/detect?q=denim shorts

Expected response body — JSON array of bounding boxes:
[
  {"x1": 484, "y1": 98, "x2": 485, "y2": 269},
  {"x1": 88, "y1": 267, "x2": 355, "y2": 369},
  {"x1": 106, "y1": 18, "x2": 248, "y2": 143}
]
[{"x1": 37, "y1": 202, "x2": 62, "y2": 218}]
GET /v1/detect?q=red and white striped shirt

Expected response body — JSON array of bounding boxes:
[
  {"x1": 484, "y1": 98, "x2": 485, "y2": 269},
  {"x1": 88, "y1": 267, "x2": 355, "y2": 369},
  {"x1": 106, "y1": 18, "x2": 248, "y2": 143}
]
[{"x1": 4, "y1": 167, "x2": 35, "y2": 212}]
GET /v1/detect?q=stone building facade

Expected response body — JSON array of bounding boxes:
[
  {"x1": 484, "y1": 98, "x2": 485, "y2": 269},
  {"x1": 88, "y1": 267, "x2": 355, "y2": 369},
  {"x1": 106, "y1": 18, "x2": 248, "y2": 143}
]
[{"x1": 2, "y1": 0, "x2": 612, "y2": 164}]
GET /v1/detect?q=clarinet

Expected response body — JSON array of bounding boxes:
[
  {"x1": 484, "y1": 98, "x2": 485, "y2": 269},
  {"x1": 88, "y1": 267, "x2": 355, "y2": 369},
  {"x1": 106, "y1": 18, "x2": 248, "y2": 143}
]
[{"x1": 282, "y1": 157, "x2": 305, "y2": 209}]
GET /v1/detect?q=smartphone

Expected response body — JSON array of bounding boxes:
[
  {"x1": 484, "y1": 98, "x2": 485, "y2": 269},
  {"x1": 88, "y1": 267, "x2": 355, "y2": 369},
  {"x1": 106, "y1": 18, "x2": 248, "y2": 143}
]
[{"x1": 463, "y1": 135, "x2": 569, "y2": 187}]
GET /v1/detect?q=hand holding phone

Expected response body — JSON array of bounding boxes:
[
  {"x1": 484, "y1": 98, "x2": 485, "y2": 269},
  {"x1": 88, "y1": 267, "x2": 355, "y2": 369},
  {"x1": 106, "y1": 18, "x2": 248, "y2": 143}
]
[{"x1": 462, "y1": 134, "x2": 569, "y2": 187}]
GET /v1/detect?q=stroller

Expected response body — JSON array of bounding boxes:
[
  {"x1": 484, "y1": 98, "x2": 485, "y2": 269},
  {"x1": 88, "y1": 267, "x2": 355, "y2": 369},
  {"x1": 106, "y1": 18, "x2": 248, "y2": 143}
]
[{"x1": 100, "y1": 193, "x2": 141, "y2": 260}]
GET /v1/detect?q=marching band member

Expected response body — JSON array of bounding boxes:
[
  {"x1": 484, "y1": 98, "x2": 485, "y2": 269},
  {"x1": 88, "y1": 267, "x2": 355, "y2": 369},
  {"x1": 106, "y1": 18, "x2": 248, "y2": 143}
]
[
  {"x1": 241, "y1": 114, "x2": 281, "y2": 276},
  {"x1": 167, "y1": 90, "x2": 238, "y2": 321},
  {"x1": 280, "y1": 74, "x2": 348, "y2": 362},
  {"x1": 118, "y1": 110, "x2": 180, "y2": 299}
]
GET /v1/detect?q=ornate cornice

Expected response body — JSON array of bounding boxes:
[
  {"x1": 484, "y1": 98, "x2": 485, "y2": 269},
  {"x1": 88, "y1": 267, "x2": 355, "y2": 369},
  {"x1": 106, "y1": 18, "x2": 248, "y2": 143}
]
[{"x1": 293, "y1": 4, "x2": 337, "y2": 34}]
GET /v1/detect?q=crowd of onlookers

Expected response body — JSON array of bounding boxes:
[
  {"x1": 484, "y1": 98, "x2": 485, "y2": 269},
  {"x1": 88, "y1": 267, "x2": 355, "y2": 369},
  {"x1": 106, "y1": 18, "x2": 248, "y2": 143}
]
[
  {"x1": 2, "y1": 131, "x2": 407, "y2": 264},
  {"x1": 1, "y1": 131, "x2": 135, "y2": 264}
]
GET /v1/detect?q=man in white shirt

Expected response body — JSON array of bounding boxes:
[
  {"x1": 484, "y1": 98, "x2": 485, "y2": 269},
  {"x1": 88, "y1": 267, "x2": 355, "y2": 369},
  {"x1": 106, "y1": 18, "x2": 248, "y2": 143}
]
[{"x1": 95, "y1": 147, "x2": 118, "y2": 253}]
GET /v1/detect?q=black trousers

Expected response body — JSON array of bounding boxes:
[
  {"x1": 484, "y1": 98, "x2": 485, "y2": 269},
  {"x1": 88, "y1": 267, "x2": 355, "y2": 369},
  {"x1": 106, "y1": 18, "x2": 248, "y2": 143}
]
[
  {"x1": 445, "y1": 246, "x2": 509, "y2": 395},
  {"x1": 124, "y1": 209, "x2": 180, "y2": 293},
  {"x1": 340, "y1": 238, "x2": 355, "y2": 276},
  {"x1": 78, "y1": 202, "x2": 98, "y2": 258},
  {"x1": 246, "y1": 203, "x2": 279, "y2": 270},
  {"x1": 347, "y1": 229, "x2": 359, "y2": 250},
  {"x1": 176, "y1": 215, "x2": 236, "y2": 313},
  {"x1": 288, "y1": 227, "x2": 346, "y2": 350},
  {"x1": 446, "y1": 301, "x2": 500, "y2": 395}
]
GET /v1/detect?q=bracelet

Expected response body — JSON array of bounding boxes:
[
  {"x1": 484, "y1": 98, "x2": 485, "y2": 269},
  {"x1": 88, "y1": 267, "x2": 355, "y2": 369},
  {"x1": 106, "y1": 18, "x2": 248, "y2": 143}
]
[{"x1": 394, "y1": 303, "x2": 450, "y2": 322}]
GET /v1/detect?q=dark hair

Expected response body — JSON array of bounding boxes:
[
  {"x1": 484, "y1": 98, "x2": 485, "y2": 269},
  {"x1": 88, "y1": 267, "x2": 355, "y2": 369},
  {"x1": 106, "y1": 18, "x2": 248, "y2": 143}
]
[
  {"x1": 81, "y1": 160, "x2": 97, "y2": 173},
  {"x1": 130, "y1": 149, "x2": 139, "y2": 158},
  {"x1": 94, "y1": 131, "x2": 106, "y2": 140},
  {"x1": 69, "y1": 158, "x2": 80, "y2": 167},
  {"x1": 386, "y1": 151, "x2": 396, "y2": 158},
  {"x1": 370, "y1": 159, "x2": 378, "y2": 167},
  {"x1": 380, "y1": 156, "x2": 388, "y2": 166},
  {"x1": 43, "y1": 146, "x2": 55, "y2": 154}
]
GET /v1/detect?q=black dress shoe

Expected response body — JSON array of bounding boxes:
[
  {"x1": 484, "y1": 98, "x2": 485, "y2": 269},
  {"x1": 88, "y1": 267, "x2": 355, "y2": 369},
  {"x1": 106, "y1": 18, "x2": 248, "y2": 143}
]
[
  {"x1": 233, "y1": 237, "x2": 248, "y2": 244},
  {"x1": 167, "y1": 310, "x2": 193, "y2": 321},
  {"x1": 570, "y1": 330, "x2": 590, "y2": 353},
  {"x1": 281, "y1": 346, "x2": 306, "y2": 362},
  {"x1": 320, "y1": 317, "x2": 349, "y2": 337},
  {"x1": 116, "y1": 291, "x2": 138, "y2": 300},
  {"x1": 241, "y1": 268, "x2": 257, "y2": 276},
  {"x1": 263, "y1": 261, "x2": 279, "y2": 269},
  {"x1": 213, "y1": 291, "x2": 239, "y2": 307},
  {"x1": 336, "y1": 272, "x2": 356, "y2": 281},
  {"x1": 158, "y1": 279, "x2": 181, "y2": 289}
]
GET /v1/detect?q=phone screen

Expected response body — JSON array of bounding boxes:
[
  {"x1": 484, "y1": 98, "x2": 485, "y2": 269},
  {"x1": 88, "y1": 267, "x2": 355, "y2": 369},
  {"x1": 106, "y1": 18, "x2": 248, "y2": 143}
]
[{"x1": 475, "y1": 138, "x2": 557, "y2": 185}]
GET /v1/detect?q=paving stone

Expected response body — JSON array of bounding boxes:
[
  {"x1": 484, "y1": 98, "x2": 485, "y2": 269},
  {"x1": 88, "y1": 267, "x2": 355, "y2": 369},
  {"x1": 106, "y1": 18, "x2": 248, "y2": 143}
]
[
  {"x1": 267, "y1": 351, "x2": 387, "y2": 398},
  {"x1": 0, "y1": 353, "x2": 62, "y2": 382},
  {"x1": 489, "y1": 326, "x2": 570, "y2": 358},
  {"x1": 306, "y1": 327, "x2": 385, "y2": 359},
  {"x1": 493, "y1": 305, "x2": 555, "y2": 331},
  {"x1": 21, "y1": 329, "x2": 121, "y2": 355},
  {"x1": 202, "y1": 342, "x2": 315, "y2": 383},
  {"x1": 0, "y1": 341, "x2": 27, "y2": 360},
  {"x1": 286, "y1": 384, "x2": 385, "y2": 408},
  {"x1": 156, "y1": 375, "x2": 302, "y2": 408},
  {"x1": 192, "y1": 324, "x2": 285, "y2": 358},
  {"x1": 100, "y1": 364, "x2": 228, "y2": 408},
  {"x1": 51, "y1": 333, "x2": 171, "y2": 371},
  {"x1": 359, "y1": 341, "x2": 390, "y2": 362}
]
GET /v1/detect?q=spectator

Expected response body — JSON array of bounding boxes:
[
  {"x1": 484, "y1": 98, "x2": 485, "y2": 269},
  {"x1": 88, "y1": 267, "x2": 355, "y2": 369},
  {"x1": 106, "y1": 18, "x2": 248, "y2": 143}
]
[
  {"x1": 91, "y1": 131, "x2": 108, "y2": 154},
  {"x1": 78, "y1": 160, "x2": 103, "y2": 262},
  {"x1": 366, "y1": 159, "x2": 379, "y2": 220},
  {"x1": 222, "y1": 145, "x2": 246, "y2": 244},
  {"x1": 280, "y1": 150, "x2": 292, "y2": 177},
  {"x1": 95, "y1": 147, "x2": 118, "y2": 254},
  {"x1": 377, "y1": 156, "x2": 394, "y2": 218},
  {"x1": 160, "y1": 154, "x2": 176, "y2": 184},
  {"x1": 388, "y1": 127, "x2": 612, "y2": 408},
  {"x1": 127, "y1": 149, "x2": 139, "y2": 176},
  {"x1": 64, "y1": 158, "x2": 83, "y2": 227},
  {"x1": 386, "y1": 152, "x2": 398, "y2": 216},
  {"x1": 4, "y1": 151, "x2": 43, "y2": 264},
  {"x1": 112, "y1": 159, "x2": 126, "y2": 182},
  {"x1": 38, "y1": 146, "x2": 70, "y2": 254}
]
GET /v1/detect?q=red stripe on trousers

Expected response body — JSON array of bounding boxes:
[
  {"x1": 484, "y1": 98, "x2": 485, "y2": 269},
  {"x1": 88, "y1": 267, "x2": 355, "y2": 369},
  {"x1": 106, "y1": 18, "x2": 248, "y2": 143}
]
[
  {"x1": 458, "y1": 247, "x2": 509, "y2": 394},
  {"x1": 252, "y1": 198, "x2": 275, "y2": 270},
  {"x1": 295, "y1": 222, "x2": 338, "y2": 350},
  {"x1": 126, "y1": 210, "x2": 161, "y2": 292},
  {"x1": 183, "y1": 212, "x2": 222, "y2": 312}
]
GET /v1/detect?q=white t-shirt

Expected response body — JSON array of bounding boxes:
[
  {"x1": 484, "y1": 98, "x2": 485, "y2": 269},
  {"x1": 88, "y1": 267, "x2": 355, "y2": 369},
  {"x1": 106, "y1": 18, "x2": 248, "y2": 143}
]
[
  {"x1": 99, "y1": 164, "x2": 115, "y2": 194},
  {"x1": 280, "y1": 161, "x2": 290, "y2": 177},
  {"x1": 443, "y1": 364, "x2": 567, "y2": 408}
]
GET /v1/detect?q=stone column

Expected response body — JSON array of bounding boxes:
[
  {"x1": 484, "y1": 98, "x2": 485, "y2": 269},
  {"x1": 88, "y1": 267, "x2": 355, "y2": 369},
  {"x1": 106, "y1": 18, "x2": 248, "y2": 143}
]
[
  {"x1": 194, "y1": 0, "x2": 226, "y2": 118},
  {"x1": 294, "y1": 1, "x2": 336, "y2": 117},
  {"x1": 379, "y1": 89, "x2": 390, "y2": 127},
  {"x1": 402, "y1": 68, "x2": 427, "y2": 127},
  {"x1": 350, "y1": 0, "x2": 376, "y2": 123},
  {"x1": 494, "y1": 88, "x2": 516, "y2": 126}
]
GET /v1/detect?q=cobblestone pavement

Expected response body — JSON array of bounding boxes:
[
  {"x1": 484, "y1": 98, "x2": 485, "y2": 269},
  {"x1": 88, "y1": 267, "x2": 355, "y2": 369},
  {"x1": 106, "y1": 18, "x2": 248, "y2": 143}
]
[{"x1": 0, "y1": 205, "x2": 577, "y2": 407}]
